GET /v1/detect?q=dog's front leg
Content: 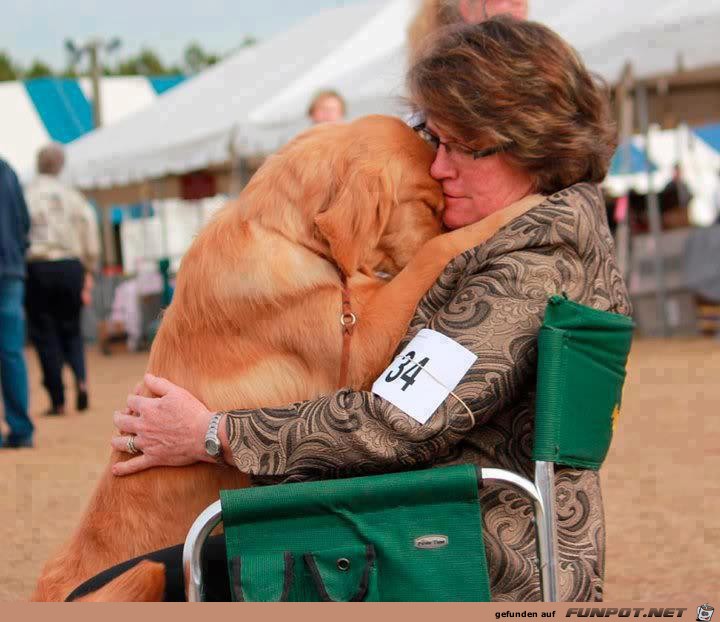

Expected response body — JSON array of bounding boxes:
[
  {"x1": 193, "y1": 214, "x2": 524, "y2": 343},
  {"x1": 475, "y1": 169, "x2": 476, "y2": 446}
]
[{"x1": 351, "y1": 203, "x2": 530, "y2": 382}]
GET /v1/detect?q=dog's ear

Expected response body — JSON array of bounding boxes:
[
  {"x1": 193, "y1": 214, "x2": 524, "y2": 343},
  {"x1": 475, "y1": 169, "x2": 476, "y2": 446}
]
[{"x1": 314, "y1": 168, "x2": 390, "y2": 277}]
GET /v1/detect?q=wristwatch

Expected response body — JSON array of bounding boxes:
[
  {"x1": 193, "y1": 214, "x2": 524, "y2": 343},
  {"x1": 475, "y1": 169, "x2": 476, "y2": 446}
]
[{"x1": 204, "y1": 413, "x2": 224, "y2": 463}]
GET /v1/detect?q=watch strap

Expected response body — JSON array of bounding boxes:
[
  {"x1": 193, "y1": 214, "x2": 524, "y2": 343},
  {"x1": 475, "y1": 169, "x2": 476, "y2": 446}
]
[{"x1": 205, "y1": 412, "x2": 225, "y2": 464}]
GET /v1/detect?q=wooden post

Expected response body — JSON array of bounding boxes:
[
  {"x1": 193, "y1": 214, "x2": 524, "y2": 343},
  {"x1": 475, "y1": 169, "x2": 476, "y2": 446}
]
[
  {"x1": 102, "y1": 204, "x2": 114, "y2": 268},
  {"x1": 614, "y1": 62, "x2": 635, "y2": 281},
  {"x1": 227, "y1": 125, "x2": 248, "y2": 198},
  {"x1": 636, "y1": 84, "x2": 669, "y2": 337}
]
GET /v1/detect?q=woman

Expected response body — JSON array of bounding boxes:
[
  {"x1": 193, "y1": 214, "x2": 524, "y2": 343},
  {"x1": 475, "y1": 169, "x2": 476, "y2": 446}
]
[{"x1": 81, "y1": 18, "x2": 629, "y2": 601}]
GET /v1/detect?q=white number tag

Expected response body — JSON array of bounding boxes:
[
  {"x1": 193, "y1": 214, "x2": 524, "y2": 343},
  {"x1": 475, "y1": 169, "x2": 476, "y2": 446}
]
[{"x1": 372, "y1": 329, "x2": 477, "y2": 424}]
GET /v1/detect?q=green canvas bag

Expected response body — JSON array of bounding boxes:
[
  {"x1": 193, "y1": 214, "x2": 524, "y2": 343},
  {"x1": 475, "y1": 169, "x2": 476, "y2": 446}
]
[{"x1": 220, "y1": 464, "x2": 491, "y2": 602}]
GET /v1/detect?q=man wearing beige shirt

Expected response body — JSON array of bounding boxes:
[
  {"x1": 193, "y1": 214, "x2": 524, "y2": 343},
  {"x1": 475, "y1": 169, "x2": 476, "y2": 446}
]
[{"x1": 24, "y1": 144, "x2": 100, "y2": 415}]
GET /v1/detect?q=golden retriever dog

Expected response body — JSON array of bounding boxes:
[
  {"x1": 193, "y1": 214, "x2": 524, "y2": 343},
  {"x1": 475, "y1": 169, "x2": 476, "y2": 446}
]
[{"x1": 33, "y1": 115, "x2": 520, "y2": 601}]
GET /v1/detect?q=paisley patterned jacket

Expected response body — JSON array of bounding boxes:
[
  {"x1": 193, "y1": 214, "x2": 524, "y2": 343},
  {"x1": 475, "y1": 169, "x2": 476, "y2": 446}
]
[{"x1": 225, "y1": 182, "x2": 631, "y2": 602}]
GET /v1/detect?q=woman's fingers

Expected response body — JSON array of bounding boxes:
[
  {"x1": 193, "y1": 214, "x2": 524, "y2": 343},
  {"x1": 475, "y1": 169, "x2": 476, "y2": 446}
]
[
  {"x1": 113, "y1": 410, "x2": 142, "y2": 435},
  {"x1": 110, "y1": 434, "x2": 144, "y2": 454},
  {"x1": 143, "y1": 373, "x2": 176, "y2": 397},
  {"x1": 126, "y1": 394, "x2": 158, "y2": 415},
  {"x1": 112, "y1": 454, "x2": 155, "y2": 477}
]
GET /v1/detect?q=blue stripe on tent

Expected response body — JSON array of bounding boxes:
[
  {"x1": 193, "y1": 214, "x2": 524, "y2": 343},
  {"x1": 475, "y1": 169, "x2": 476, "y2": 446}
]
[
  {"x1": 24, "y1": 78, "x2": 93, "y2": 144},
  {"x1": 148, "y1": 75, "x2": 185, "y2": 95},
  {"x1": 610, "y1": 140, "x2": 657, "y2": 175},
  {"x1": 694, "y1": 123, "x2": 720, "y2": 152},
  {"x1": 111, "y1": 203, "x2": 156, "y2": 224}
]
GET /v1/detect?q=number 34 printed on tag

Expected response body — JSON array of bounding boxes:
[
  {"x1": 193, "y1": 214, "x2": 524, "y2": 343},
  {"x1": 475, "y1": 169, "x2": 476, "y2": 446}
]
[
  {"x1": 372, "y1": 329, "x2": 477, "y2": 425},
  {"x1": 384, "y1": 351, "x2": 430, "y2": 392}
]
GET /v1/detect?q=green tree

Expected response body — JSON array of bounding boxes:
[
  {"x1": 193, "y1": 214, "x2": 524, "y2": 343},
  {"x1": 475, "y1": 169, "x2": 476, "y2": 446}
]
[
  {"x1": 25, "y1": 60, "x2": 54, "y2": 79},
  {"x1": 115, "y1": 57, "x2": 140, "y2": 75},
  {"x1": 60, "y1": 64, "x2": 79, "y2": 78},
  {"x1": 226, "y1": 36, "x2": 258, "y2": 58},
  {"x1": 114, "y1": 48, "x2": 168, "y2": 76},
  {"x1": 239, "y1": 35, "x2": 257, "y2": 48},
  {"x1": 137, "y1": 48, "x2": 166, "y2": 75},
  {"x1": 0, "y1": 51, "x2": 20, "y2": 81},
  {"x1": 183, "y1": 42, "x2": 219, "y2": 74}
]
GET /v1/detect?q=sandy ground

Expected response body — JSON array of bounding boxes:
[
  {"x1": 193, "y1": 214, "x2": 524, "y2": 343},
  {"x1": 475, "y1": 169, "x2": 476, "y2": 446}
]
[{"x1": 1, "y1": 339, "x2": 718, "y2": 601}]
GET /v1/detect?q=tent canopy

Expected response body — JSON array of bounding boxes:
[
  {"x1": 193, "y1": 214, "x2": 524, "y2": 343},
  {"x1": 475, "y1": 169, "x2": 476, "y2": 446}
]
[
  {"x1": 0, "y1": 75, "x2": 185, "y2": 180},
  {"x1": 695, "y1": 122, "x2": 720, "y2": 152},
  {"x1": 610, "y1": 141, "x2": 659, "y2": 176},
  {"x1": 64, "y1": 0, "x2": 410, "y2": 188},
  {"x1": 64, "y1": 0, "x2": 720, "y2": 190}
]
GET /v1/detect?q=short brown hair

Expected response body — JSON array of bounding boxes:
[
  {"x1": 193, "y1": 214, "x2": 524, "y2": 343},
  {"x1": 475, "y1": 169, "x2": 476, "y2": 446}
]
[
  {"x1": 307, "y1": 90, "x2": 347, "y2": 118},
  {"x1": 37, "y1": 143, "x2": 65, "y2": 176},
  {"x1": 407, "y1": 17, "x2": 617, "y2": 195}
]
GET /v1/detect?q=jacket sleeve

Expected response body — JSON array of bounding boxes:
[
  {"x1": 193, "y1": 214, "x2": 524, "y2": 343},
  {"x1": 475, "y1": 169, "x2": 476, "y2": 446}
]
[
  {"x1": 225, "y1": 246, "x2": 578, "y2": 481},
  {"x1": 74, "y1": 192, "x2": 101, "y2": 272},
  {"x1": 11, "y1": 168, "x2": 30, "y2": 249}
]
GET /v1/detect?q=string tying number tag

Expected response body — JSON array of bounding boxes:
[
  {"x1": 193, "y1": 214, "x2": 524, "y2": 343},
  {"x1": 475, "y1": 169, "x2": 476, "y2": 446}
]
[{"x1": 388, "y1": 352, "x2": 473, "y2": 417}]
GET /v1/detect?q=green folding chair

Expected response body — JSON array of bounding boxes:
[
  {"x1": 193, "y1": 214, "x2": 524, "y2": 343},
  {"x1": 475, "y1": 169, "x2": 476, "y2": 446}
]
[{"x1": 183, "y1": 295, "x2": 633, "y2": 602}]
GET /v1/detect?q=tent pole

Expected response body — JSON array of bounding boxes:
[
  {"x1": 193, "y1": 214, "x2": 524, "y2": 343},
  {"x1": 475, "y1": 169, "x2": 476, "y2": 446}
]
[
  {"x1": 636, "y1": 83, "x2": 669, "y2": 337},
  {"x1": 140, "y1": 180, "x2": 152, "y2": 272},
  {"x1": 156, "y1": 178, "x2": 170, "y2": 263},
  {"x1": 228, "y1": 125, "x2": 246, "y2": 198},
  {"x1": 615, "y1": 63, "x2": 634, "y2": 281},
  {"x1": 99, "y1": 202, "x2": 113, "y2": 270}
]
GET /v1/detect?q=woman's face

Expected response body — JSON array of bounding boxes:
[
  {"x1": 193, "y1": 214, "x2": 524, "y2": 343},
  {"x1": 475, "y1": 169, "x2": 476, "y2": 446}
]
[{"x1": 426, "y1": 118, "x2": 534, "y2": 230}]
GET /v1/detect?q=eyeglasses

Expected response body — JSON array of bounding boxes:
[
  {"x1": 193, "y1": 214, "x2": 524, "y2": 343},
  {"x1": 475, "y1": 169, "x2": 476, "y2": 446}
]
[{"x1": 413, "y1": 122, "x2": 512, "y2": 161}]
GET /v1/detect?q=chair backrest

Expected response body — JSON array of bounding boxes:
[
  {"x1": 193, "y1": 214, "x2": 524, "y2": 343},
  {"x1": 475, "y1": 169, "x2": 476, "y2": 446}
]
[
  {"x1": 219, "y1": 465, "x2": 491, "y2": 602},
  {"x1": 533, "y1": 295, "x2": 634, "y2": 469}
]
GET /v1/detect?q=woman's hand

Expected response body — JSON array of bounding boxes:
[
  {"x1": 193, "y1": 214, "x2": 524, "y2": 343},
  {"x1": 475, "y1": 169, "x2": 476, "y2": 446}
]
[{"x1": 111, "y1": 373, "x2": 216, "y2": 477}]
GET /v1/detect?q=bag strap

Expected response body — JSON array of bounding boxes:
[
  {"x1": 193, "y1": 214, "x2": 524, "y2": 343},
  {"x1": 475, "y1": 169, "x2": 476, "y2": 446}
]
[{"x1": 229, "y1": 551, "x2": 295, "y2": 602}]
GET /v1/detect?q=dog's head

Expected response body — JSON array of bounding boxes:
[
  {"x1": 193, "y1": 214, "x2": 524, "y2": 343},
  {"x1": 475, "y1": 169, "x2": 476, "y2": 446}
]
[{"x1": 243, "y1": 115, "x2": 444, "y2": 277}]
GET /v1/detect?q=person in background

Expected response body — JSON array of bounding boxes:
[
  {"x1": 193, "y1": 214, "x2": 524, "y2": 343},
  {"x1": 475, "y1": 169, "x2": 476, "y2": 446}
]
[
  {"x1": 660, "y1": 163, "x2": 693, "y2": 229},
  {"x1": 408, "y1": 0, "x2": 528, "y2": 59},
  {"x1": 24, "y1": 144, "x2": 100, "y2": 416},
  {"x1": 307, "y1": 89, "x2": 346, "y2": 124},
  {"x1": 0, "y1": 158, "x2": 33, "y2": 448}
]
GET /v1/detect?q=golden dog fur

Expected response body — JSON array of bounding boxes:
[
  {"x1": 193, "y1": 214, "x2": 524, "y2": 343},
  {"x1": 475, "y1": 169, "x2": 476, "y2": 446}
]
[{"x1": 33, "y1": 115, "x2": 519, "y2": 601}]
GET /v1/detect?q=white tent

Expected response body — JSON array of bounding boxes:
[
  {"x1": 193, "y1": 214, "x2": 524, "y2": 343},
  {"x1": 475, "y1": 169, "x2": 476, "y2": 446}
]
[
  {"x1": 64, "y1": 0, "x2": 415, "y2": 188},
  {"x1": 0, "y1": 76, "x2": 183, "y2": 180},
  {"x1": 534, "y1": 0, "x2": 720, "y2": 58},
  {"x1": 64, "y1": 0, "x2": 720, "y2": 190},
  {"x1": 578, "y1": 13, "x2": 720, "y2": 80}
]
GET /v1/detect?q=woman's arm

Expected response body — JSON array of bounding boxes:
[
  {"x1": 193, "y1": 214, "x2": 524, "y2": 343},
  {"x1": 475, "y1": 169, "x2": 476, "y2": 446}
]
[
  {"x1": 111, "y1": 245, "x2": 569, "y2": 477},
  {"x1": 111, "y1": 198, "x2": 546, "y2": 476},
  {"x1": 220, "y1": 245, "x2": 576, "y2": 481}
]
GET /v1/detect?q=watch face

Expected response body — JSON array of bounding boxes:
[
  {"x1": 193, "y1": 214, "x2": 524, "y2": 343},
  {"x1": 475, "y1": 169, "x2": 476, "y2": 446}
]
[{"x1": 205, "y1": 438, "x2": 221, "y2": 456}]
